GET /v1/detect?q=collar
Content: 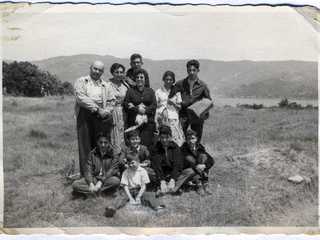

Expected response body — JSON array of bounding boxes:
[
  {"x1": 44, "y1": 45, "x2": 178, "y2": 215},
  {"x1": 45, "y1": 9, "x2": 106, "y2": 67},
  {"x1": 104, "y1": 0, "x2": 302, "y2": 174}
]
[
  {"x1": 87, "y1": 75, "x2": 103, "y2": 86},
  {"x1": 161, "y1": 86, "x2": 171, "y2": 95},
  {"x1": 93, "y1": 146, "x2": 113, "y2": 157},
  {"x1": 187, "y1": 77, "x2": 199, "y2": 84},
  {"x1": 128, "y1": 165, "x2": 143, "y2": 173},
  {"x1": 125, "y1": 145, "x2": 141, "y2": 153},
  {"x1": 109, "y1": 78, "x2": 130, "y2": 89},
  {"x1": 183, "y1": 142, "x2": 204, "y2": 151},
  {"x1": 157, "y1": 140, "x2": 176, "y2": 150}
]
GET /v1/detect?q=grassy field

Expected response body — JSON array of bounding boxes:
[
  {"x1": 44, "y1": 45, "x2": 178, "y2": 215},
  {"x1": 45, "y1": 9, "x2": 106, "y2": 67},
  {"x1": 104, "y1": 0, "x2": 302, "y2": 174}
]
[{"x1": 2, "y1": 96, "x2": 318, "y2": 228}]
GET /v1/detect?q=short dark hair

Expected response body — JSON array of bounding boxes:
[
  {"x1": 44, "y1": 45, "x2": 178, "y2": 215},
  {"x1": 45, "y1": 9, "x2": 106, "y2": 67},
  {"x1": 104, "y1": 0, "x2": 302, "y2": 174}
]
[
  {"x1": 159, "y1": 125, "x2": 172, "y2": 136},
  {"x1": 126, "y1": 152, "x2": 139, "y2": 163},
  {"x1": 125, "y1": 129, "x2": 140, "y2": 142},
  {"x1": 133, "y1": 68, "x2": 150, "y2": 88},
  {"x1": 185, "y1": 129, "x2": 197, "y2": 139},
  {"x1": 130, "y1": 53, "x2": 142, "y2": 63},
  {"x1": 186, "y1": 59, "x2": 200, "y2": 70},
  {"x1": 110, "y1": 63, "x2": 125, "y2": 74},
  {"x1": 96, "y1": 131, "x2": 111, "y2": 142},
  {"x1": 162, "y1": 71, "x2": 175, "y2": 84}
]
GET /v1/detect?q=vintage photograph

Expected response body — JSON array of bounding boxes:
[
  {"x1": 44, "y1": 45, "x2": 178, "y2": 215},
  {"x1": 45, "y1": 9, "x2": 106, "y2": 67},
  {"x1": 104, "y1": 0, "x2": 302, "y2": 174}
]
[{"x1": 1, "y1": 2, "x2": 318, "y2": 234}]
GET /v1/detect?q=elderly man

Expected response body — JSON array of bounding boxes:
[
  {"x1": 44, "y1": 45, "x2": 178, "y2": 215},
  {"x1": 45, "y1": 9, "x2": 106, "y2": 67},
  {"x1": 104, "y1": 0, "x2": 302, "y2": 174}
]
[{"x1": 74, "y1": 60, "x2": 114, "y2": 176}]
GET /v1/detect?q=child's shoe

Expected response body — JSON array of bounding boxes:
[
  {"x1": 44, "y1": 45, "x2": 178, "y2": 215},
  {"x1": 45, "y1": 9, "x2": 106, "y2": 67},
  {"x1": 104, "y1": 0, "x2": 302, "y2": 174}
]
[
  {"x1": 203, "y1": 183, "x2": 212, "y2": 195},
  {"x1": 104, "y1": 207, "x2": 116, "y2": 218},
  {"x1": 196, "y1": 183, "x2": 205, "y2": 196}
]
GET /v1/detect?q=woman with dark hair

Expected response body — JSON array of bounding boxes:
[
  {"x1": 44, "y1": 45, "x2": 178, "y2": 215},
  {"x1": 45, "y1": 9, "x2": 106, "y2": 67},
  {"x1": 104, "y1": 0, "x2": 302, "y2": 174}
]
[
  {"x1": 103, "y1": 63, "x2": 130, "y2": 154},
  {"x1": 155, "y1": 71, "x2": 184, "y2": 146},
  {"x1": 123, "y1": 68, "x2": 156, "y2": 148}
]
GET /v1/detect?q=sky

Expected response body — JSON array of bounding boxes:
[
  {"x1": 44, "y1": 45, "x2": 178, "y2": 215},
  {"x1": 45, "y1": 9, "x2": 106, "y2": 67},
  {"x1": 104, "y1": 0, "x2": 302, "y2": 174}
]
[{"x1": 2, "y1": 3, "x2": 319, "y2": 62}]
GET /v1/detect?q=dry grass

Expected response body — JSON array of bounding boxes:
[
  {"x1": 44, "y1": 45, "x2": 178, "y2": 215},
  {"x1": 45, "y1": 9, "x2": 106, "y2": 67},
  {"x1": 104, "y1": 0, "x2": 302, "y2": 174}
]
[{"x1": 3, "y1": 96, "x2": 318, "y2": 228}]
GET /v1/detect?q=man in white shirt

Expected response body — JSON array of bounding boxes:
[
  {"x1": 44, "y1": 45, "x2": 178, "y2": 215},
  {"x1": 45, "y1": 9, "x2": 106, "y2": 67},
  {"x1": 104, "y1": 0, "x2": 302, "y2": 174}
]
[{"x1": 74, "y1": 60, "x2": 114, "y2": 176}]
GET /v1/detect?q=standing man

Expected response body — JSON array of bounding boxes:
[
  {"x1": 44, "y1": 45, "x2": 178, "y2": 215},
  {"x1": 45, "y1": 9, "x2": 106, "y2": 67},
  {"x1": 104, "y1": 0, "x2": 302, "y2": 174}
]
[
  {"x1": 125, "y1": 53, "x2": 150, "y2": 88},
  {"x1": 74, "y1": 60, "x2": 114, "y2": 176},
  {"x1": 168, "y1": 59, "x2": 212, "y2": 142}
]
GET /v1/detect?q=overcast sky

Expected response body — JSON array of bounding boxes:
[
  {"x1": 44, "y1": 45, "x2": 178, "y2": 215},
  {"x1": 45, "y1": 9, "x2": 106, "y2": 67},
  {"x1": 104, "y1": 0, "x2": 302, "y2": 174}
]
[{"x1": 2, "y1": 3, "x2": 319, "y2": 62}]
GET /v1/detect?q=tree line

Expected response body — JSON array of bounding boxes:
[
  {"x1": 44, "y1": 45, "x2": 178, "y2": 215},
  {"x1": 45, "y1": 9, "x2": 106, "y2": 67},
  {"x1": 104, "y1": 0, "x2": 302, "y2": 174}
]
[{"x1": 2, "y1": 61, "x2": 73, "y2": 97}]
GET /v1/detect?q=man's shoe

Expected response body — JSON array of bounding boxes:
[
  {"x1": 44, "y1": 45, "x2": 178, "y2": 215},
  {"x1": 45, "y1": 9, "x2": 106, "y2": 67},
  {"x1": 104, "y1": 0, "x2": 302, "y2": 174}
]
[
  {"x1": 156, "y1": 189, "x2": 164, "y2": 197},
  {"x1": 203, "y1": 183, "x2": 212, "y2": 195},
  {"x1": 196, "y1": 185, "x2": 205, "y2": 196},
  {"x1": 171, "y1": 188, "x2": 183, "y2": 196},
  {"x1": 104, "y1": 207, "x2": 116, "y2": 218}
]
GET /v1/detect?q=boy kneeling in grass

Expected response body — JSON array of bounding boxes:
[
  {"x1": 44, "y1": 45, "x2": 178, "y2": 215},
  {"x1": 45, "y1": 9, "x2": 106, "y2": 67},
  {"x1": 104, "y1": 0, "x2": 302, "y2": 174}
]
[
  {"x1": 119, "y1": 129, "x2": 157, "y2": 188},
  {"x1": 105, "y1": 152, "x2": 165, "y2": 217},
  {"x1": 180, "y1": 130, "x2": 214, "y2": 196}
]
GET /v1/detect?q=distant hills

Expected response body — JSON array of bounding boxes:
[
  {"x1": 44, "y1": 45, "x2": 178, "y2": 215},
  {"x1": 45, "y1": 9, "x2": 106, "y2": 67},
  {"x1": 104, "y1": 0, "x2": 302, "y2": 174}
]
[{"x1": 5, "y1": 54, "x2": 318, "y2": 99}]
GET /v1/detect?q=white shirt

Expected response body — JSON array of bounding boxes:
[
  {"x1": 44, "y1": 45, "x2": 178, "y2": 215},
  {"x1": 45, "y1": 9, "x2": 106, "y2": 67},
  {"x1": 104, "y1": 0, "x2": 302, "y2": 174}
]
[
  {"x1": 74, "y1": 75, "x2": 105, "y2": 112},
  {"x1": 155, "y1": 87, "x2": 182, "y2": 120},
  {"x1": 121, "y1": 166, "x2": 150, "y2": 189}
]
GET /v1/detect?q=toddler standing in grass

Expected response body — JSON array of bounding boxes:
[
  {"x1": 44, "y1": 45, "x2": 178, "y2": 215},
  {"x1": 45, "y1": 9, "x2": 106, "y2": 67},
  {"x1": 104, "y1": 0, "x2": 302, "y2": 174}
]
[{"x1": 105, "y1": 152, "x2": 165, "y2": 217}]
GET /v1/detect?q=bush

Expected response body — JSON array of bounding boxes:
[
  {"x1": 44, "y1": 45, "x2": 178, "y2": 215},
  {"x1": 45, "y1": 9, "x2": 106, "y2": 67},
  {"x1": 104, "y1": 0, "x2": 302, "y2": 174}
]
[
  {"x1": 28, "y1": 129, "x2": 47, "y2": 139},
  {"x1": 3, "y1": 61, "x2": 63, "y2": 97},
  {"x1": 236, "y1": 103, "x2": 265, "y2": 110},
  {"x1": 278, "y1": 98, "x2": 303, "y2": 109}
]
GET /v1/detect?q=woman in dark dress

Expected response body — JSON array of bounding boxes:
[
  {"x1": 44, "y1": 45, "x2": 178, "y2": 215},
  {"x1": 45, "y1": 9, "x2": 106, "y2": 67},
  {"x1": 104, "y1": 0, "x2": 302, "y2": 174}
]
[{"x1": 123, "y1": 69, "x2": 156, "y2": 148}]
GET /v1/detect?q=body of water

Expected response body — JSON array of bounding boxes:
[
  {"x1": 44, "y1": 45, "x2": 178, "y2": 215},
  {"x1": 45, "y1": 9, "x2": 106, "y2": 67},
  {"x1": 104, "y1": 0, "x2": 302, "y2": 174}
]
[{"x1": 212, "y1": 97, "x2": 319, "y2": 108}]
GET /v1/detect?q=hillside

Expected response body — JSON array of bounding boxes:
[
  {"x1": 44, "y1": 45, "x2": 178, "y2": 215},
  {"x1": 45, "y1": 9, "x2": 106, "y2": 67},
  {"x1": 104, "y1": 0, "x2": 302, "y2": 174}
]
[{"x1": 4, "y1": 55, "x2": 318, "y2": 99}]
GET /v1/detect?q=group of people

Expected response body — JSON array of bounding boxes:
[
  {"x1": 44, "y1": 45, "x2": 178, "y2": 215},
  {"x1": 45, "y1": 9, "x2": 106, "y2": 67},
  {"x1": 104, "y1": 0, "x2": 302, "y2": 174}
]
[{"x1": 72, "y1": 54, "x2": 214, "y2": 217}]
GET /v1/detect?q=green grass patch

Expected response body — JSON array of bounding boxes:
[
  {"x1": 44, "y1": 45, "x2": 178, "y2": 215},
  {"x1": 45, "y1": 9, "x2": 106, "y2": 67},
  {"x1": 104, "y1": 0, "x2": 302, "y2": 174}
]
[{"x1": 3, "y1": 96, "x2": 318, "y2": 228}]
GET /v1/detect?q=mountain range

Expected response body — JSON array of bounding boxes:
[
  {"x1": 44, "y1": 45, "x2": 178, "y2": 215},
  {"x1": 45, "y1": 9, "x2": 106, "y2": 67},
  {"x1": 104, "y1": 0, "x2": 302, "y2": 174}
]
[{"x1": 6, "y1": 54, "x2": 318, "y2": 99}]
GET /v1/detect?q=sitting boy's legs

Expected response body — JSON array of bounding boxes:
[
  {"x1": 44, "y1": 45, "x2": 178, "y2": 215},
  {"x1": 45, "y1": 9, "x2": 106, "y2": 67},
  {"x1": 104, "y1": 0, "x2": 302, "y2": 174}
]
[
  {"x1": 141, "y1": 191, "x2": 163, "y2": 210},
  {"x1": 195, "y1": 154, "x2": 212, "y2": 195},
  {"x1": 185, "y1": 156, "x2": 197, "y2": 169},
  {"x1": 100, "y1": 176, "x2": 121, "y2": 193},
  {"x1": 144, "y1": 167, "x2": 158, "y2": 189},
  {"x1": 72, "y1": 176, "x2": 120, "y2": 195},
  {"x1": 72, "y1": 178, "x2": 91, "y2": 194},
  {"x1": 105, "y1": 188, "x2": 128, "y2": 217},
  {"x1": 173, "y1": 168, "x2": 195, "y2": 193}
]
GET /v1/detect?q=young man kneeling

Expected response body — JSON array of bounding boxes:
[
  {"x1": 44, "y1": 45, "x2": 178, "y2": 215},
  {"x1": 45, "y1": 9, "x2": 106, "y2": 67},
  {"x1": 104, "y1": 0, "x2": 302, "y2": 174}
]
[
  {"x1": 105, "y1": 152, "x2": 165, "y2": 217},
  {"x1": 180, "y1": 130, "x2": 214, "y2": 196}
]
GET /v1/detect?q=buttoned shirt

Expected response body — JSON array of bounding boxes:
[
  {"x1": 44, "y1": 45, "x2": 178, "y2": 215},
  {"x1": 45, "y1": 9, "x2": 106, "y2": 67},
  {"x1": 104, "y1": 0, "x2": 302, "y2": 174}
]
[
  {"x1": 74, "y1": 75, "x2": 111, "y2": 116},
  {"x1": 168, "y1": 77, "x2": 211, "y2": 117},
  {"x1": 121, "y1": 166, "x2": 150, "y2": 189}
]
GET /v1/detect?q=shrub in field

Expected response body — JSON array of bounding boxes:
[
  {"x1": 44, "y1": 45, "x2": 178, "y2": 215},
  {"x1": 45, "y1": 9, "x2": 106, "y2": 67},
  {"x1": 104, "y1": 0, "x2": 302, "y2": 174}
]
[
  {"x1": 28, "y1": 129, "x2": 47, "y2": 139},
  {"x1": 236, "y1": 103, "x2": 265, "y2": 110},
  {"x1": 278, "y1": 98, "x2": 304, "y2": 109}
]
